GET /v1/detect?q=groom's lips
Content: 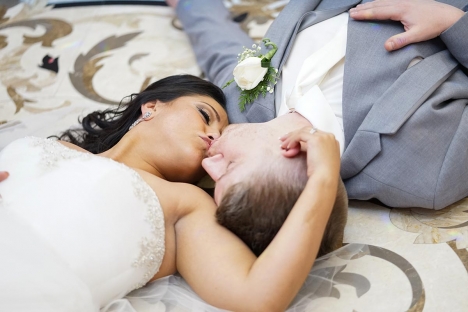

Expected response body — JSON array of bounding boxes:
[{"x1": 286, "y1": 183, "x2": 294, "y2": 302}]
[{"x1": 207, "y1": 139, "x2": 219, "y2": 155}]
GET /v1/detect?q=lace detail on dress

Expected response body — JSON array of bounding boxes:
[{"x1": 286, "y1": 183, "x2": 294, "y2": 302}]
[
  {"x1": 128, "y1": 168, "x2": 165, "y2": 289},
  {"x1": 30, "y1": 136, "x2": 91, "y2": 170},
  {"x1": 28, "y1": 137, "x2": 165, "y2": 290}
]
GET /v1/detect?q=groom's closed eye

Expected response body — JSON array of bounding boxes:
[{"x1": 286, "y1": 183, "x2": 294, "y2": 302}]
[{"x1": 218, "y1": 161, "x2": 235, "y2": 181}]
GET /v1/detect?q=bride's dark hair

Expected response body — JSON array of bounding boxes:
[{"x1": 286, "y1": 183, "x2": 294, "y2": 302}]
[{"x1": 58, "y1": 75, "x2": 226, "y2": 154}]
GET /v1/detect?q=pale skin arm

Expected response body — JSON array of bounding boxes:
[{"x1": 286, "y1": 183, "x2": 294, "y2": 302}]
[
  {"x1": 349, "y1": 0, "x2": 465, "y2": 51},
  {"x1": 175, "y1": 128, "x2": 340, "y2": 312}
]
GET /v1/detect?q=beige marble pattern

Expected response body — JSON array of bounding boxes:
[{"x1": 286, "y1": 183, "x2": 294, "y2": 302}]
[
  {"x1": 390, "y1": 198, "x2": 468, "y2": 249},
  {"x1": 0, "y1": 2, "x2": 199, "y2": 147},
  {"x1": 348, "y1": 201, "x2": 468, "y2": 311},
  {"x1": 1, "y1": 1, "x2": 468, "y2": 311}
]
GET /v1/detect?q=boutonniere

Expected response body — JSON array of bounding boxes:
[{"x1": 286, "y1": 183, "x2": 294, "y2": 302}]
[{"x1": 223, "y1": 38, "x2": 279, "y2": 111}]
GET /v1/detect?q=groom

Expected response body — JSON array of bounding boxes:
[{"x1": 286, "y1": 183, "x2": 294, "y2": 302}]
[
  {"x1": 168, "y1": 0, "x2": 468, "y2": 210},
  {"x1": 165, "y1": 0, "x2": 468, "y2": 255}
]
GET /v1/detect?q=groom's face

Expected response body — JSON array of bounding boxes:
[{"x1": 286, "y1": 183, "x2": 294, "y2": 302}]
[{"x1": 202, "y1": 122, "x2": 274, "y2": 204}]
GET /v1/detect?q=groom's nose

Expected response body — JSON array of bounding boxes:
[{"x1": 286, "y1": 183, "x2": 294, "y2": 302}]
[{"x1": 202, "y1": 154, "x2": 226, "y2": 182}]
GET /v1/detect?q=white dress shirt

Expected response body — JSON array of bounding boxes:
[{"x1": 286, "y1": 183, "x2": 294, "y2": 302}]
[{"x1": 276, "y1": 13, "x2": 349, "y2": 156}]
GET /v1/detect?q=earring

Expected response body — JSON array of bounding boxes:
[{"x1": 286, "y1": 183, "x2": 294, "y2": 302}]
[{"x1": 129, "y1": 111, "x2": 152, "y2": 131}]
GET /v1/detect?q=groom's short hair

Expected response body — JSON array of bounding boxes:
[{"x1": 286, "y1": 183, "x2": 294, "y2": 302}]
[{"x1": 216, "y1": 161, "x2": 347, "y2": 257}]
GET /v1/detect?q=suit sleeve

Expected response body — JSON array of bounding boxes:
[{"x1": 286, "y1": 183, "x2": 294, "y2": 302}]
[
  {"x1": 176, "y1": 0, "x2": 255, "y2": 87},
  {"x1": 440, "y1": 12, "x2": 468, "y2": 69}
]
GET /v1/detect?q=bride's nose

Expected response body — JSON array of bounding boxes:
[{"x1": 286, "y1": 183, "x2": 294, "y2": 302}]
[{"x1": 207, "y1": 131, "x2": 220, "y2": 141}]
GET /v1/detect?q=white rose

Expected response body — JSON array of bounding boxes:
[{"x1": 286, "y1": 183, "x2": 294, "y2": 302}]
[{"x1": 233, "y1": 57, "x2": 268, "y2": 90}]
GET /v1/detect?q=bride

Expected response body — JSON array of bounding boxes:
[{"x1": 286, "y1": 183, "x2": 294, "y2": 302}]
[{"x1": 0, "y1": 75, "x2": 340, "y2": 312}]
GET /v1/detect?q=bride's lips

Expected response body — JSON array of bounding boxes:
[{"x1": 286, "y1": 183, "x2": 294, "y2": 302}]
[
  {"x1": 199, "y1": 136, "x2": 212, "y2": 149},
  {"x1": 206, "y1": 138, "x2": 220, "y2": 155}
]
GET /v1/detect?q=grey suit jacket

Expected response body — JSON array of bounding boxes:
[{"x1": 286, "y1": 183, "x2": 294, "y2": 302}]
[{"x1": 177, "y1": 0, "x2": 468, "y2": 209}]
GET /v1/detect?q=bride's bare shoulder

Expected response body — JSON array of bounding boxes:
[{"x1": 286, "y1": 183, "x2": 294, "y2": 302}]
[{"x1": 136, "y1": 170, "x2": 216, "y2": 218}]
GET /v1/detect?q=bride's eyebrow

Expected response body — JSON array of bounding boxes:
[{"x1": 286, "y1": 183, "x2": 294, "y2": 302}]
[{"x1": 201, "y1": 102, "x2": 220, "y2": 122}]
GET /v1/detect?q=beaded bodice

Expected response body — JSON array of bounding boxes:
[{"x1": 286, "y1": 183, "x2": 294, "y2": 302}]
[{"x1": 0, "y1": 137, "x2": 165, "y2": 307}]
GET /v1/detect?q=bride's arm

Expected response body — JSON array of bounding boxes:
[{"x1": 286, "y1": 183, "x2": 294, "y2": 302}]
[{"x1": 175, "y1": 128, "x2": 340, "y2": 312}]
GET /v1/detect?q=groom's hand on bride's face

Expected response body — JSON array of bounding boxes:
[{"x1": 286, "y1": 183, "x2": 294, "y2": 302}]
[{"x1": 0, "y1": 171, "x2": 9, "y2": 182}]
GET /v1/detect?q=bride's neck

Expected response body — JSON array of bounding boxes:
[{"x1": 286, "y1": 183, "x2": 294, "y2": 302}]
[{"x1": 99, "y1": 134, "x2": 166, "y2": 180}]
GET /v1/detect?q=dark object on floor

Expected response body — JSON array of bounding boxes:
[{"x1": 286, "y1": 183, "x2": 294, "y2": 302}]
[
  {"x1": 233, "y1": 12, "x2": 248, "y2": 23},
  {"x1": 39, "y1": 55, "x2": 59, "y2": 73}
]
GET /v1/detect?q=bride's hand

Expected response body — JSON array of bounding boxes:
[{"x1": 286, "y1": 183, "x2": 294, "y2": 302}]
[
  {"x1": 279, "y1": 127, "x2": 340, "y2": 178},
  {"x1": 0, "y1": 171, "x2": 9, "y2": 182}
]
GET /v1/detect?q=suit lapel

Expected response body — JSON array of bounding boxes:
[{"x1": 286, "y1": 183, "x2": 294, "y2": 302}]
[
  {"x1": 281, "y1": 2, "x2": 361, "y2": 71},
  {"x1": 358, "y1": 50, "x2": 458, "y2": 135},
  {"x1": 244, "y1": 0, "x2": 320, "y2": 122},
  {"x1": 262, "y1": 0, "x2": 322, "y2": 72},
  {"x1": 245, "y1": 0, "x2": 361, "y2": 121},
  {"x1": 341, "y1": 0, "x2": 466, "y2": 141},
  {"x1": 340, "y1": 0, "x2": 464, "y2": 178},
  {"x1": 265, "y1": 0, "x2": 361, "y2": 73},
  {"x1": 341, "y1": 50, "x2": 459, "y2": 179}
]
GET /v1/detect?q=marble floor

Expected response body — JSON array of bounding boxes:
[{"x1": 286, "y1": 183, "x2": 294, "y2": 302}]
[{"x1": 0, "y1": 1, "x2": 467, "y2": 311}]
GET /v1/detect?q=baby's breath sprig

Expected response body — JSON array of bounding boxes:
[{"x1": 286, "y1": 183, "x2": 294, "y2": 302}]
[
  {"x1": 223, "y1": 38, "x2": 279, "y2": 111},
  {"x1": 239, "y1": 43, "x2": 262, "y2": 62}
]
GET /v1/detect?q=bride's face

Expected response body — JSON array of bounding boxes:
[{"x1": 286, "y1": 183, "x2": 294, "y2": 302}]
[{"x1": 150, "y1": 95, "x2": 228, "y2": 183}]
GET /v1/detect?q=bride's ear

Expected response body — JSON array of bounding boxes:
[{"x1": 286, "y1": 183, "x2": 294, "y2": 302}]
[{"x1": 141, "y1": 101, "x2": 159, "y2": 120}]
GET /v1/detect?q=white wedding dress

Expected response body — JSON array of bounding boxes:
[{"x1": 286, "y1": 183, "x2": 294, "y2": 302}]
[
  {"x1": 0, "y1": 137, "x2": 370, "y2": 312},
  {"x1": 0, "y1": 137, "x2": 166, "y2": 311}
]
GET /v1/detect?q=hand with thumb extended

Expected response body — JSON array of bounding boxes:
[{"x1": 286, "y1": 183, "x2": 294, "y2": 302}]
[{"x1": 349, "y1": 0, "x2": 465, "y2": 51}]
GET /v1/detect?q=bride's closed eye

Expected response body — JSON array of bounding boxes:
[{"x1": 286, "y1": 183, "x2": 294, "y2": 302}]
[{"x1": 198, "y1": 107, "x2": 211, "y2": 124}]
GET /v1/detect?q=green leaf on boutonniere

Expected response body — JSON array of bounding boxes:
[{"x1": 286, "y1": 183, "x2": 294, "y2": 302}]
[
  {"x1": 222, "y1": 78, "x2": 235, "y2": 89},
  {"x1": 223, "y1": 38, "x2": 279, "y2": 111},
  {"x1": 261, "y1": 59, "x2": 271, "y2": 68},
  {"x1": 238, "y1": 66, "x2": 278, "y2": 111}
]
